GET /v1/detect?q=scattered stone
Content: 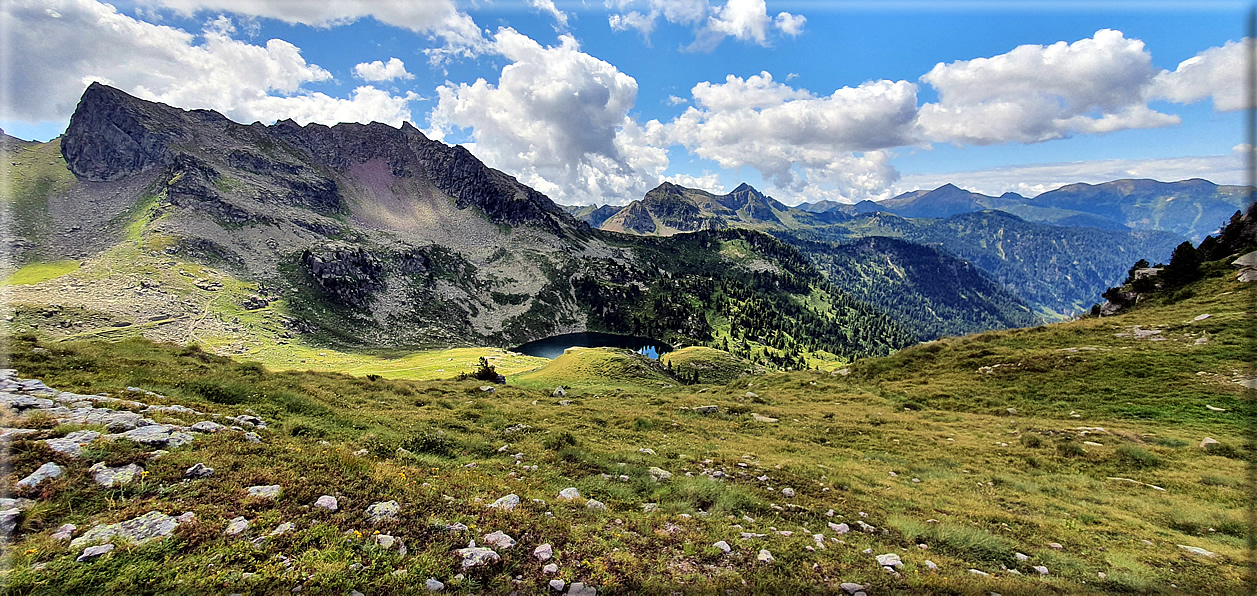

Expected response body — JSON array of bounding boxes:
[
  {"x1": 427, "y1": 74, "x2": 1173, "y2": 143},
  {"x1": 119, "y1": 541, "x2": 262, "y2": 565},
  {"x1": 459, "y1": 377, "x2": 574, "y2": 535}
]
[
  {"x1": 45, "y1": 431, "x2": 101, "y2": 457},
  {"x1": 781, "y1": 487, "x2": 795, "y2": 498},
  {"x1": 247, "y1": 485, "x2": 282, "y2": 499},
  {"x1": 353, "y1": 449, "x2": 369, "y2": 457},
  {"x1": 757, "y1": 549, "x2": 774, "y2": 563},
  {"x1": 1015, "y1": 552, "x2": 1029, "y2": 561},
  {"x1": 1205, "y1": 404, "x2": 1226, "y2": 412},
  {"x1": 1033, "y1": 566, "x2": 1049, "y2": 575},
  {"x1": 425, "y1": 579, "x2": 444, "y2": 592},
  {"x1": 876, "y1": 553, "x2": 903, "y2": 569},
  {"x1": 751, "y1": 413, "x2": 778, "y2": 423},
  {"x1": 552, "y1": 387, "x2": 567, "y2": 398},
  {"x1": 1006, "y1": 408, "x2": 1018, "y2": 415},
  {"x1": 479, "y1": 386, "x2": 495, "y2": 394},
  {"x1": 482, "y1": 530, "x2": 516, "y2": 550},
  {"x1": 367, "y1": 501, "x2": 400, "y2": 522},
  {"x1": 543, "y1": 563, "x2": 559, "y2": 574},
  {"x1": 184, "y1": 463, "x2": 214, "y2": 478},
  {"x1": 829, "y1": 522, "x2": 850, "y2": 534},
  {"x1": 549, "y1": 579, "x2": 566, "y2": 592},
  {"x1": 648, "y1": 467, "x2": 673, "y2": 482},
  {"x1": 76, "y1": 543, "x2": 115, "y2": 562},
  {"x1": 1200, "y1": 437, "x2": 1220, "y2": 449},
  {"x1": 489, "y1": 494, "x2": 520, "y2": 511},
  {"x1": 190, "y1": 421, "x2": 225, "y2": 433},
  {"x1": 71, "y1": 511, "x2": 184, "y2": 548},
  {"x1": 746, "y1": 391, "x2": 758, "y2": 398},
  {"x1": 1048, "y1": 542, "x2": 1063, "y2": 550},
  {"x1": 270, "y1": 522, "x2": 295, "y2": 536},
  {"x1": 314, "y1": 495, "x2": 338, "y2": 511},
  {"x1": 969, "y1": 569, "x2": 990, "y2": 576},
  {"x1": 114, "y1": 425, "x2": 194, "y2": 448},
  {"x1": 558, "y1": 487, "x2": 580, "y2": 500},
  {"x1": 713, "y1": 540, "x2": 731, "y2": 553},
  {"x1": 243, "y1": 432, "x2": 261, "y2": 443},
  {"x1": 924, "y1": 560, "x2": 938, "y2": 571},
  {"x1": 52, "y1": 520, "x2": 77, "y2": 540},
  {"x1": 1193, "y1": 314, "x2": 1211, "y2": 321},
  {"x1": 586, "y1": 499, "x2": 608, "y2": 511},
  {"x1": 642, "y1": 503, "x2": 658, "y2": 513},
  {"x1": 534, "y1": 543, "x2": 553, "y2": 561},
  {"x1": 374, "y1": 534, "x2": 406, "y2": 554},
  {"x1": 840, "y1": 583, "x2": 864, "y2": 595},
  {"x1": 1177, "y1": 544, "x2": 1217, "y2": 558},
  {"x1": 18, "y1": 462, "x2": 63, "y2": 488},
  {"x1": 692, "y1": 405, "x2": 719, "y2": 415},
  {"x1": 454, "y1": 541, "x2": 500, "y2": 568},
  {"x1": 638, "y1": 448, "x2": 656, "y2": 455},
  {"x1": 225, "y1": 517, "x2": 249, "y2": 536},
  {"x1": 569, "y1": 583, "x2": 596, "y2": 596},
  {"x1": 91, "y1": 462, "x2": 143, "y2": 487},
  {"x1": 0, "y1": 508, "x2": 21, "y2": 534}
]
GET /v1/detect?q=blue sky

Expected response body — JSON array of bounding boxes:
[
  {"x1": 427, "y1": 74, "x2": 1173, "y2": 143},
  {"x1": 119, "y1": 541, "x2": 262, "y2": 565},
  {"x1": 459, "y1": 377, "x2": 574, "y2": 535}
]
[{"x1": 1, "y1": 0, "x2": 1250, "y2": 205}]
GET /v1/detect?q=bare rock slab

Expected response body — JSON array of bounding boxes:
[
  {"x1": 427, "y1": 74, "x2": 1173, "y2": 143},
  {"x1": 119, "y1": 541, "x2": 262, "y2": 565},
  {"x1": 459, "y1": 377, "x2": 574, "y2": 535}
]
[{"x1": 70, "y1": 510, "x2": 184, "y2": 548}]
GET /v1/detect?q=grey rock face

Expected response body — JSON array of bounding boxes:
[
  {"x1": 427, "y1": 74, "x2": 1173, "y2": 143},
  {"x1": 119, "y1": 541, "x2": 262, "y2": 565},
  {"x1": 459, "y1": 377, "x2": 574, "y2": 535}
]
[
  {"x1": 112, "y1": 425, "x2": 194, "y2": 448},
  {"x1": 45, "y1": 430, "x2": 102, "y2": 457},
  {"x1": 184, "y1": 463, "x2": 214, "y2": 478},
  {"x1": 568, "y1": 582, "x2": 597, "y2": 596},
  {"x1": 366, "y1": 500, "x2": 400, "y2": 522},
  {"x1": 52, "y1": 523, "x2": 77, "y2": 541},
  {"x1": 70, "y1": 510, "x2": 184, "y2": 548},
  {"x1": 489, "y1": 494, "x2": 520, "y2": 511},
  {"x1": 62, "y1": 83, "x2": 184, "y2": 181},
  {"x1": 76, "y1": 543, "x2": 116, "y2": 562},
  {"x1": 18, "y1": 462, "x2": 63, "y2": 488},
  {"x1": 190, "y1": 421, "x2": 225, "y2": 433},
  {"x1": 876, "y1": 553, "x2": 903, "y2": 568},
  {"x1": 454, "y1": 541, "x2": 500, "y2": 568},
  {"x1": 246, "y1": 485, "x2": 282, "y2": 499},
  {"x1": 314, "y1": 495, "x2": 338, "y2": 511},
  {"x1": 0, "y1": 508, "x2": 21, "y2": 534},
  {"x1": 225, "y1": 517, "x2": 250, "y2": 536},
  {"x1": 91, "y1": 462, "x2": 144, "y2": 487},
  {"x1": 482, "y1": 530, "x2": 516, "y2": 550}
]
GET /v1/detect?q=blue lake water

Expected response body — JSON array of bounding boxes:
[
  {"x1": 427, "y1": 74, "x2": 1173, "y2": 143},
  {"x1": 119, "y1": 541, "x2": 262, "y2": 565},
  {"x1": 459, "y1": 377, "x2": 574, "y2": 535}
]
[{"x1": 512, "y1": 332, "x2": 673, "y2": 360}]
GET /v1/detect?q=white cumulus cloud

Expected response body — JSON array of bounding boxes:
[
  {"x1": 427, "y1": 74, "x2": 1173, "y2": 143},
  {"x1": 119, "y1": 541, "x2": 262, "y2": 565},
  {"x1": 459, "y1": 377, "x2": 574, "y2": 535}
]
[
  {"x1": 1, "y1": 0, "x2": 416, "y2": 126},
  {"x1": 608, "y1": 0, "x2": 803, "y2": 49},
  {"x1": 528, "y1": 0, "x2": 569, "y2": 28},
  {"x1": 428, "y1": 29, "x2": 669, "y2": 204},
  {"x1": 918, "y1": 29, "x2": 1179, "y2": 145},
  {"x1": 1150, "y1": 38, "x2": 1252, "y2": 112},
  {"x1": 137, "y1": 0, "x2": 489, "y2": 65},
  {"x1": 352, "y1": 57, "x2": 414, "y2": 82},
  {"x1": 665, "y1": 71, "x2": 918, "y2": 198}
]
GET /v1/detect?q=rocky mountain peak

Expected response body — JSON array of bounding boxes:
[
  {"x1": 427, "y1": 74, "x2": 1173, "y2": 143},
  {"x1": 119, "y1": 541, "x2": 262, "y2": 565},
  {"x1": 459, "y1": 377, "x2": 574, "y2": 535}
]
[{"x1": 61, "y1": 82, "x2": 189, "y2": 182}]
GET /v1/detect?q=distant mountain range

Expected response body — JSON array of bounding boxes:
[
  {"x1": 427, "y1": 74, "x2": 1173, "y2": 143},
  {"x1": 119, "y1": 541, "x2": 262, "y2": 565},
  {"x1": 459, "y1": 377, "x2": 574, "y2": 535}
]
[
  {"x1": 805, "y1": 179, "x2": 1251, "y2": 243},
  {"x1": 578, "y1": 180, "x2": 1196, "y2": 322}
]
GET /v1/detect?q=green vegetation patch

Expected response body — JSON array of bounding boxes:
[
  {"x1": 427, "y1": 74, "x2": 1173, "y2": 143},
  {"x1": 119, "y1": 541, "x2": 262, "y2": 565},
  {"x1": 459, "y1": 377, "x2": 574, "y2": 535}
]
[{"x1": 2, "y1": 260, "x2": 81, "y2": 285}]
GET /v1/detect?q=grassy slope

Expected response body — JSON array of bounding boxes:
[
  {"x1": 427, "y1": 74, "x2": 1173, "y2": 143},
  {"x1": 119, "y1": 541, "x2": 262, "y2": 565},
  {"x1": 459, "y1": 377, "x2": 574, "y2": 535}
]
[
  {"x1": 511, "y1": 347, "x2": 676, "y2": 392},
  {"x1": 661, "y1": 346, "x2": 760, "y2": 385},
  {"x1": 1, "y1": 258, "x2": 1251, "y2": 594}
]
